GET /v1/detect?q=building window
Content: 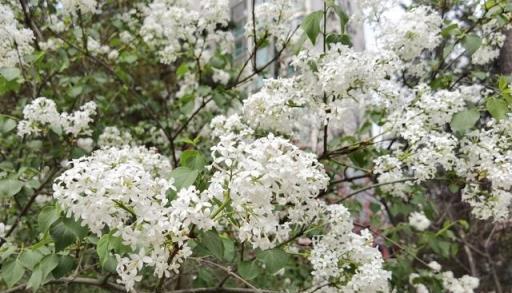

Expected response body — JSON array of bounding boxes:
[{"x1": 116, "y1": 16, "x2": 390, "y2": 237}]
[
  {"x1": 231, "y1": 1, "x2": 247, "y2": 23},
  {"x1": 256, "y1": 46, "x2": 272, "y2": 68},
  {"x1": 235, "y1": 39, "x2": 247, "y2": 59}
]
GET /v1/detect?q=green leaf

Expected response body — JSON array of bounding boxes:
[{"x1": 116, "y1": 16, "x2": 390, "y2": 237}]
[
  {"x1": 50, "y1": 218, "x2": 88, "y2": 251},
  {"x1": 97, "y1": 232, "x2": 127, "y2": 268},
  {"x1": 120, "y1": 52, "x2": 138, "y2": 64},
  {"x1": 201, "y1": 231, "x2": 224, "y2": 260},
  {"x1": 19, "y1": 250, "x2": 44, "y2": 270},
  {"x1": 102, "y1": 254, "x2": 118, "y2": 273},
  {"x1": 69, "y1": 86, "x2": 83, "y2": 98},
  {"x1": 238, "y1": 261, "x2": 259, "y2": 280},
  {"x1": 498, "y1": 76, "x2": 509, "y2": 91},
  {"x1": 325, "y1": 33, "x2": 352, "y2": 46},
  {"x1": 302, "y1": 11, "x2": 323, "y2": 45},
  {"x1": 38, "y1": 205, "x2": 61, "y2": 233},
  {"x1": 256, "y1": 249, "x2": 289, "y2": 274},
  {"x1": 176, "y1": 63, "x2": 189, "y2": 78},
  {"x1": 0, "y1": 118, "x2": 16, "y2": 133},
  {"x1": 0, "y1": 179, "x2": 24, "y2": 197},
  {"x1": 180, "y1": 150, "x2": 206, "y2": 170},
  {"x1": 222, "y1": 237, "x2": 235, "y2": 262},
  {"x1": 39, "y1": 254, "x2": 59, "y2": 278},
  {"x1": 27, "y1": 254, "x2": 59, "y2": 291},
  {"x1": 170, "y1": 167, "x2": 199, "y2": 191},
  {"x1": 0, "y1": 68, "x2": 21, "y2": 81},
  {"x1": 450, "y1": 109, "x2": 480, "y2": 133},
  {"x1": 1, "y1": 259, "x2": 25, "y2": 288},
  {"x1": 52, "y1": 255, "x2": 76, "y2": 279},
  {"x1": 486, "y1": 98, "x2": 508, "y2": 120},
  {"x1": 463, "y1": 34, "x2": 482, "y2": 55},
  {"x1": 26, "y1": 269, "x2": 43, "y2": 291},
  {"x1": 330, "y1": 4, "x2": 349, "y2": 33}
]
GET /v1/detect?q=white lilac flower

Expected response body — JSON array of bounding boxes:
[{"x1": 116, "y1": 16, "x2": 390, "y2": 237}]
[
  {"x1": 441, "y1": 271, "x2": 479, "y2": 293},
  {"x1": 428, "y1": 261, "x2": 442, "y2": 272},
  {"x1": 98, "y1": 126, "x2": 133, "y2": 147},
  {"x1": 207, "y1": 115, "x2": 329, "y2": 249},
  {"x1": 77, "y1": 137, "x2": 94, "y2": 152},
  {"x1": 60, "y1": 101, "x2": 97, "y2": 136},
  {"x1": 379, "y1": 6, "x2": 442, "y2": 61},
  {"x1": 212, "y1": 68, "x2": 230, "y2": 85},
  {"x1": 458, "y1": 117, "x2": 512, "y2": 221},
  {"x1": 408, "y1": 211, "x2": 431, "y2": 231},
  {"x1": 17, "y1": 98, "x2": 96, "y2": 138},
  {"x1": 472, "y1": 19, "x2": 510, "y2": 65},
  {"x1": 61, "y1": 0, "x2": 99, "y2": 15},
  {"x1": 53, "y1": 146, "x2": 213, "y2": 290},
  {"x1": 309, "y1": 205, "x2": 391, "y2": 293},
  {"x1": 245, "y1": 0, "x2": 294, "y2": 46},
  {"x1": 0, "y1": 222, "x2": 10, "y2": 239},
  {"x1": 140, "y1": 0, "x2": 230, "y2": 64},
  {"x1": 242, "y1": 45, "x2": 397, "y2": 136},
  {"x1": 0, "y1": 4, "x2": 34, "y2": 68},
  {"x1": 243, "y1": 77, "x2": 312, "y2": 134},
  {"x1": 17, "y1": 98, "x2": 61, "y2": 136}
]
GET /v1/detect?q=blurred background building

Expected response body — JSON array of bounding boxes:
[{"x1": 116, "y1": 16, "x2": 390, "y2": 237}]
[{"x1": 230, "y1": 0, "x2": 366, "y2": 81}]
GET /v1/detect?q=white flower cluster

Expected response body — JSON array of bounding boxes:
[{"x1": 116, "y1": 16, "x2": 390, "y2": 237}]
[
  {"x1": 61, "y1": 0, "x2": 99, "y2": 15},
  {"x1": 373, "y1": 85, "x2": 478, "y2": 196},
  {"x1": 0, "y1": 4, "x2": 34, "y2": 68},
  {"x1": 354, "y1": 0, "x2": 396, "y2": 22},
  {"x1": 472, "y1": 19, "x2": 510, "y2": 65},
  {"x1": 207, "y1": 115, "x2": 329, "y2": 249},
  {"x1": 242, "y1": 44, "x2": 397, "y2": 137},
  {"x1": 309, "y1": 205, "x2": 391, "y2": 293},
  {"x1": 410, "y1": 268, "x2": 479, "y2": 293},
  {"x1": 86, "y1": 37, "x2": 118, "y2": 59},
  {"x1": 17, "y1": 97, "x2": 97, "y2": 137},
  {"x1": 212, "y1": 68, "x2": 230, "y2": 85},
  {"x1": 316, "y1": 44, "x2": 397, "y2": 100},
  {"x1": 373, "y1": 81, "x2": 512, "y2": 221},
  {"x1": 245, "y1": 0, "x2": 294, "y2": 46},
  {"x1": 140, "y1": 0, "x2": 231, "y2": 64},
  {"x1": 458, "y1": 117, "x2": 512, "y2": 220},
  {"x1": 98, "y1": 126, "x2": 133, "y2": 147},
  {"x1": 0, "y1": 222, "x2": 10, "y2": 239},
  {"x1": 379, "y1": 6, "x2": 442, "y2": 61},
  {"x1": 53, "y1": 146, "x2": 214, "y2": 291},
  {"x1": 243, "y1": 78, "x2": 313, "y2": 134},
  {"x1": 441, "y1": 271, "x2": 480, "y2": 293},
  {"x1": 408, "y1": 211, "x2": 431, "y2": 231}
]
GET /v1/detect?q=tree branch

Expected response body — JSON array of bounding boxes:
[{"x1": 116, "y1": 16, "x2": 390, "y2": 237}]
[
  {"x1": 335, "y1": 178, "x2": 417, "y2": 202},
  {"x1": 190, "y1": 258, "x2": 260, "y2": 292},
  {"x1": 0, "y1": 168, "x2": 59, "y2": 247},
  {"x1": 2, "y1": 277, "x2": 125, "y2": 293}
]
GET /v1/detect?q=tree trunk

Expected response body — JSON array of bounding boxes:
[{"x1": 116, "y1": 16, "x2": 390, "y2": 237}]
[{"x1": 498, "y1": 29, "x2": 512, "y2": 74}]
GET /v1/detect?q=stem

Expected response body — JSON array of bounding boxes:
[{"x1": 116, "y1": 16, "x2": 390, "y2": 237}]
[
  {"x1": 3, "y1": 277, "x2": 125, "y2": 293},
  {"x1": 335, "y1": 178, "x2": 417, "y2": 202},
  {"x1": 322, "y1": 2, "x2": 328, "y2": 156},
  {"x1": 190, "y1": 258, "x2": 261, "y2": 292},
  {"x1": 0, "y1": 168, "x2": 59, "y2": 247}
]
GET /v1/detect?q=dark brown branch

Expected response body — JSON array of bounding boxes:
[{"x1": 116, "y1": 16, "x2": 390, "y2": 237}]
[
  {"x1": 251, "y1": 0, "x2": 257, "y2": 70},
  {"x1": 18, "y1": 0, "x2": 41, "y2": 49},
  {"x1": 334, "y1": 178, "x2": 417, "y2": 202},
  {"x1": 2, "y1": 277, "x2": 125, "y2": 293},
  {"x1": 0, "y1": 168, "x2": 59, "y2": 247}
]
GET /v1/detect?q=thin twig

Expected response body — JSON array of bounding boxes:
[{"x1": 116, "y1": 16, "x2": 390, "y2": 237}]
[
  {"x1": 2, "y1": 276, "x2": 125, "y2": 293},
  {"x1": 191, "y1": 257, "x2": 260, "y2": 292},
  {"x1": 0, "y1": 168, "x2": 59, "y2": 247},
  {"x1": 335, "y1": 178, "x2": 417, "y2": 202}
]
